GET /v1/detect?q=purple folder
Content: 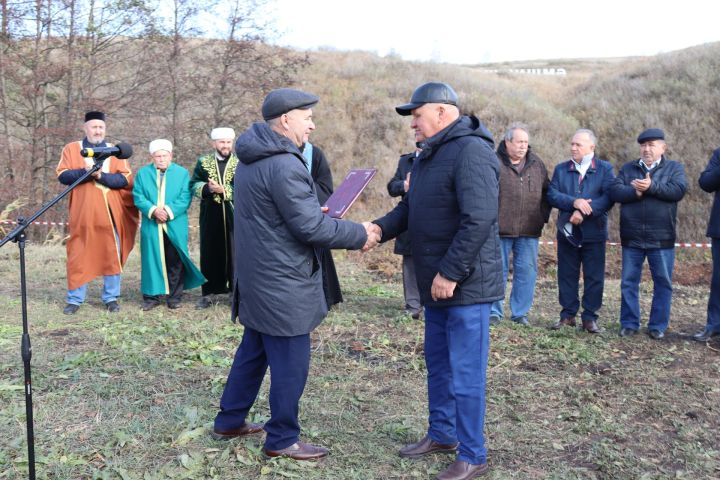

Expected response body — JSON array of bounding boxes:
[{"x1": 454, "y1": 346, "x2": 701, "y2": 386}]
[{"x1": 323, "y1": 168, "x2": 377, "y2": 218}]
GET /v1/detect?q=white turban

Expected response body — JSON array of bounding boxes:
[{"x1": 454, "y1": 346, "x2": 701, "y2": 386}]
[
  {"x1": 211, "y1": 127, "x2": 235, "y2": 140},
  {"x1": 149, "y1": 139, "x2": 173, "y2": 154}
]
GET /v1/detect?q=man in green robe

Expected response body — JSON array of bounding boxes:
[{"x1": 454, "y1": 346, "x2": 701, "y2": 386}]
[
  {"x1": 189, "y1": 127, "x2": 238, "y2": 309},
  {"x1": 133, "y1": 139, "x2": 206, "y2": 310}
]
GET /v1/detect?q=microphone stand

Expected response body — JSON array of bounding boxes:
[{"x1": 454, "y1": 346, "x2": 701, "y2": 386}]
[{"x1": 0, "y1": 157, "x2": 108, "y2": 480}]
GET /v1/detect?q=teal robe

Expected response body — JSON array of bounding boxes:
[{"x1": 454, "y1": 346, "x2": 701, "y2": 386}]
[{"x1": 133, "y1": 162, "x2": 206, "y2": 296}]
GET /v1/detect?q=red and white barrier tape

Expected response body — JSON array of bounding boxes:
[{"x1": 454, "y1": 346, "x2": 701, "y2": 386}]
[{"x1": 0, "y1": 220, "x2": 712, "y2": 247}]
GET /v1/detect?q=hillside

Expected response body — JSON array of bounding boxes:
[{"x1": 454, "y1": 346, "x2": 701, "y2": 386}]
[{"x1": 296, "y1": 44, "x2": 720, "y2": 244}]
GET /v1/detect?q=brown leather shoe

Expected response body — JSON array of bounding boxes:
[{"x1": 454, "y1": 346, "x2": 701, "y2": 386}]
[
  {"x1": 263, "y1": 441, "x2": 329, "y2": 460},
  {"x1": 211, "y1": 422, "x2": 264, "y2": 440},
  {"x1": 550, "y1": 316, "x2": 576, "y2": 330},
  {"x1": 436, "y1": 460, "x2": 489, "y2": 480},
  {"x1": 582, "y1": 319, "x2": 601, "y2": 333},
  {"x1": 399, "y1": 435, "x2": 458, "y2": 458}
]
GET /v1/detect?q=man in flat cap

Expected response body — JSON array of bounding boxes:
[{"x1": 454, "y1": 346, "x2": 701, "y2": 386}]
[
  {"x1": 212, "y1": 88, "x2": 378, "y2": 460},
  {"x1": 368, "y1": 82, "x2": 500, "y2": 479},
  {"x1": 547, "y1": 129, "x2": 615, "y2": 334},
  {"x1": 611, "y1": 128, "x2": 687, "y2": 339},
  {"x1": 190, "y1": 127, "x2": 239, "y2": 309},
  {"x1": 133, "y1": 139, "x2": 205, "y2": 311},
  {"x1": 56, "y1": 111, "x2": 138, "y2": 314}
]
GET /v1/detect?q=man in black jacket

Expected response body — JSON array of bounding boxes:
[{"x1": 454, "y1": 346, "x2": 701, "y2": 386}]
[
  {"x1": 387, "y1": 145, "x2": 423, "y2": 319},
  {"x1": 212, "y1": 88, "x2": 378, "y2": 460},
  {"x1": 694, "y1": 146, "x2": 720, "y2": 341},
  {"x1": 610, "y1": 128, "x2": 687, "y2": 339},
  {"x1": 370, "y1": 82, "x2": 501, "y2": 480}
]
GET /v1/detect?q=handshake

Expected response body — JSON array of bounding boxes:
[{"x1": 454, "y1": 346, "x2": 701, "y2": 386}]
[{"x1": 361, "y1": 222, "x2": 382, "y2": 252}]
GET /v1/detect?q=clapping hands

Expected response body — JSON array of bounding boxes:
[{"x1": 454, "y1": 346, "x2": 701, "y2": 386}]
[{"x1": 361, "y1": 222, "x2": 382, "y2": 252}]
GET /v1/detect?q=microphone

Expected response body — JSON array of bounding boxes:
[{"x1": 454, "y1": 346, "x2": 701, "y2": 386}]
[{"x1": 80, "y1": 142, "x2": 133, "y2": 159}]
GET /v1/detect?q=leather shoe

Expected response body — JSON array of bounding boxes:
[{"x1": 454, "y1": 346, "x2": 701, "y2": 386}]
[
  {"x1": 619, "y1": 327, "x2": 638, "y2": 337},
  {"x1": 211, "y1": 422, "x2": 264, "y2": 440},
  {"x1": 693, "y1": 326, "x2": 720, "y2": 342},
  {"x1": 142, "y1": 300, "x2": 160, "y2": 311},
  {"x1": 105, "y1": 301, "x2": 120, "y2": 313},
  {"x1": 489, "y1": 315, "x2": 502, "y2": 326},
  {"x1": 167, "y1": 302, "x2": 181, "y2": 309},
  {"x1": 648, "y1": 329, "x2": 664, "y2": 340},
  {"x1": 550, "y1": 316, "x2": 575, "y2": 330},
  {"x1": 63, "y1": 303, "x2": 79, "y2": 315},
  {"x1": 263, "y1": 441, "x2": 329, "y2": 460},
  {"x1": 195, "y1": 296, "x2": 212, "y2": 309},
  {"x1": 582, "y1": 319, "x2": 601, "y2": 334},
  {"x1": 512, "y1": 316, "x2": 529, "y2": 326},
  {"x1": 436, "y1": 460, "x2": 489, "y2": 480},
  {"x1": 399, "y1": 435, "x2": 458, "y2": 458}
]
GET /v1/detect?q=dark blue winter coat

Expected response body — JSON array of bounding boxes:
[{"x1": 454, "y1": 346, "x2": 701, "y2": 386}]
[
  {"x1": 231, "y1": 122, "x2": 367, "y2": 336},
  {"x1": 374, "y1": 116, "x2": 503, "y2": 307},
  {"x1": 700, "y1": 148, "x2": 720, "y2": 239},
  {"x1": 547, "y1": 156, "x2": 615, "y2": 243},
  {"x1": 610, "y1": 157, "x2": 687, "y2": 248}
]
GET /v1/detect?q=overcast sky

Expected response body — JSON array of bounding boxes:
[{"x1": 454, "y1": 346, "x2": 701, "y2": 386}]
[{"x1": 264, "y1": 0, "x2": 720, "y2": 64}]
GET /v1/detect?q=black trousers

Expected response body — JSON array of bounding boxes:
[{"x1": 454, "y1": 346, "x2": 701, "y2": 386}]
[{"x1": 144, "y1": 232, "x2": 184, "y2": 304}]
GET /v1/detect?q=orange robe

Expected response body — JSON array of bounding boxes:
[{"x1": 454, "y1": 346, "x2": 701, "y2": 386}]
[{"x1": 56, "y1": 142, "x2": 139, "y2": 290}]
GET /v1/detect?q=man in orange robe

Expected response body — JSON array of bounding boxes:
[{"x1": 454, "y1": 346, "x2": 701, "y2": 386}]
[{"x1": 56, "y1": 111, "x2": 139, "y2": 314}]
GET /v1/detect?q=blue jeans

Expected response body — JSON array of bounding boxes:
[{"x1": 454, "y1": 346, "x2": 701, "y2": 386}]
[
  {"x1": 66, "y1": 274, "x2": 121, "y2": 305},
  {"x1": 620, "y1": 246, "x2": 675, "y2": 332},
  {"x1": 557, "y1": 238, "x2": 606, "y2": 322},
  {"x1": 214, "y1": 327, "x2": 310, "y2": 451},
  {"x1": 707, "y1": 239, "x2": 720, "y2": 332},
  {"x1": 424, "y1": 303, "x2": 490, "y2": 465},
  {"x1": 491, "y1": 237, "x2": 538, "y2": 320}
]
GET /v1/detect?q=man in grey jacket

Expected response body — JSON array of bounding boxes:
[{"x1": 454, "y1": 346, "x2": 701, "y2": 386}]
[{"x1": 212, "y1": 88, "x2": 378, "y2": 460}]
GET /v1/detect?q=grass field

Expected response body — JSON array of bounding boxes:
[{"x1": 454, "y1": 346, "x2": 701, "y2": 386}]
[{"x1": 0, "y1": 244, "x2": 719, "y2": 479}]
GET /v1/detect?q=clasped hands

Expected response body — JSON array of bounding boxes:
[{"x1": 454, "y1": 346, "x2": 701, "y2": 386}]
[
  {"x1": 152, "y1": 207, "x2": 169, "y2": 223},
  {"x1": 570, "y1": 198, "x2": 592, "y2": 225},
  {"x1": 208, "y1": 179, "x2": 225, "y2": 195},
  {"x1": 631, "y1": 173, "x2": 651, "y2": 197},
  {"x1": 361, "y1": 222, "x2": 381, "y2": 252}
]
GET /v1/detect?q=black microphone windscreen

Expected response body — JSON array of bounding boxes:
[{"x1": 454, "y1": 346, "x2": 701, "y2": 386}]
[{"x1": 116, "y1": 143, "x2": 133, "y2": 159}]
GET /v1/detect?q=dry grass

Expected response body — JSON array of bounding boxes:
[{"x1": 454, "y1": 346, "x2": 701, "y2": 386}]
[{"x1": 0, "y1": 244, "x2": 719, "y2": 479}]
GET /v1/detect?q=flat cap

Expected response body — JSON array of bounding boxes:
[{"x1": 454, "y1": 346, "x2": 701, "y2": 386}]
[
  {"x1": 262, "y1": 88, "x2": 319, "y2": 120},
  {"x1": 85, "y1": 111, "x2": 105, "y2": 122},
  {"x1": 149, "y1": 139, "x2": 172, "y2": 154},
  {"x1": 637, "y1": 128, "x2": 665, "y2": 144},
  {"x1": 396, "y1": 82, "x2": 458, "y2": 116},
  {"x1": 559, "y1": 222, "x2": 583, "y2": 248}
]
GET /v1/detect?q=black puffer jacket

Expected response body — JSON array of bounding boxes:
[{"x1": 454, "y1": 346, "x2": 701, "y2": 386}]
[
  {"x1": 374, "y1": 116, "x2": 503, "y2": 306},
  {"x1": 700, "y1": 148, "x2": 720, "y2": 239},
  {"x1": 610, "y1": 156, "x2": 687, "y2": 248}
]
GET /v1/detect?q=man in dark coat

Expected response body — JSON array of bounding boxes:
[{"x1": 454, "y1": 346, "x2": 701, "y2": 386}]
[
  {"x1": 387, "y1": 145, "x2": 422, "y2": 319},
  {"x1": 301, "y1": 141, "x2": 344, "y2": 307},
  {"x1": 547, "y1": 129, "x2": 615, "y2": 334},
  {"x1": 369, "y1": 82, "x2": 501, "y2": 480},
  {"x1": 490, "y1": 123, "x2": 550, "y2": 327},
  {"x1": 693, "y1": 147, "x2": 720, "y2": 341},
  {"x1": 190, "y1": 127, "x2": 238, "y2": 309},
  {"x1": 610, "y1": 128, "x2": 687, "y2": 339},
  {"x1": 212, "y1": 88, "x2": 375, "y2": 461}
]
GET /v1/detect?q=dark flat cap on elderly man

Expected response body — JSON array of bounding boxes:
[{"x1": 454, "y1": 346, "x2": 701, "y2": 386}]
[
  {"x1": 395, "y1": 82, "x2": 459, "y2": 116},
  {"x1": 262, "y1": 88, "x2": 319, "y2": 120},
  {"x1": 637, "y1": 128, "x2": 665, "y2": 144}
]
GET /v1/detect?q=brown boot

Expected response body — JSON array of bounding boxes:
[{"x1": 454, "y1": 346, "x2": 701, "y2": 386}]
[
  {"x1": 436, "y1": 460, "x2": 489, "y2": 479},
  {"x1": 550, "y1": 316, "x2": 576, "y2": 330},
  {"x1": 582, "y1": 319, "x2": 601, "y2": 333},
  {"x1": 399, "y1": 435, "x2": 458, "y2": 458}
]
